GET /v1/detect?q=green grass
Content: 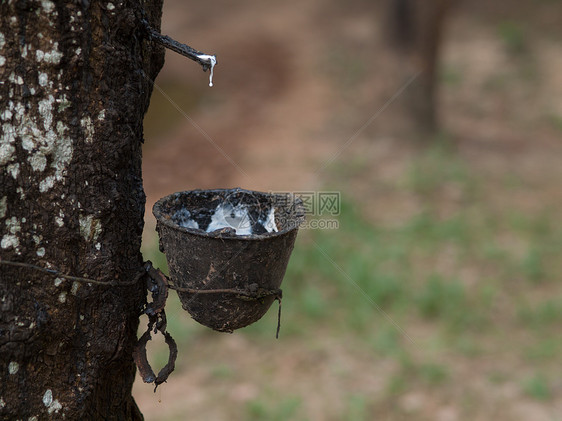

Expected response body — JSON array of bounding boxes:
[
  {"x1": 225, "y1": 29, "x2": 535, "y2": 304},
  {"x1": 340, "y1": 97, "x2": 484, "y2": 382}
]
[
  {"x1": 406, "y1": 139, "x2": 476, "y2": 202},
  {"x1": 522, "y1": 373, "x2": 551, "y2": 400},
  {"x1": 497, "y1": 21, "x2": 528, "y2": 56},
  {"x1": 547, "y1": 113, "x2": 562, "y2": 132},
  {"x1": 416, "y1": 275, "x2": 467, "y2": 322},
  {"x1": 246, "y1": 395, "x2": 304, "y2": 421},
  {"x1": 343, "y1": 394, "x2": 369, "y2": 421},
  {"x1": 518, "y1": 297, "x2": 562, "y2": 327},
  {"x1": 524, "y1": 338, "x2": 561, "y2": 360},
  {"x1": 441, "y1": 65, "x2": 463, "y2": 87},
  {"x1": 418, "y1": 363, "x2": 449, "y2": 386},
  {"x1": 370, "y1": 325, "x2": 401, "y2": 356},
  {"x1": 210, "y1": 364, "x2": 235, "y2": 379}
]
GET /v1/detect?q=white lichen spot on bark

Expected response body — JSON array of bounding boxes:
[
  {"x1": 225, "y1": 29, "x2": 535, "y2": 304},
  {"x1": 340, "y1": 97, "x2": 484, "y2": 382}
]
[
  {"x1": 6, "y1": 216, "x2": 21, "y2": 234},
  {"x1": 97, "y1": 110, "x2": 106, "y2": 120},
  {"x1": 42, "y1": 389, "x2": 52, "y2": 406},
  {"x1": 38, "y1": 72, "x2": 48, "y2": 87},
  {"x1": 36, "y1": 247, "x2": 45, "y2": 257},
  {"x1": 28, "y1": 152, "x2": 47, "y2": 172},
  {"x1": 71, "y1": 281, "x2": 80, "y2": 295},
  {"x1": 2, "y1": 216, "x2": 21, "y2": 251},
  {"x1": 0, "y1": 197, "x2": 7, "y2": 218},
  {"x1": 20, "y1": 100, "x2": 73, "y2": 186},
  {"x1": 41, "y1": 0, "x2": 55, "y2": 13},
  {"x1": 0, "y1": 56, "x2": 5, "y2": 66},
  {"x1": 0, "y1": 143, "x2": 15, "y2": 166},
  {"x1": 55, "y1": 215, "x2": 64, "y2": 227},
  {"x1": 45, "y1": 44, "x2": 63, "y2": 64},
  {"x1": 50, "y1": 131, "x2": 73, "y2": 182},
  {"x1": 9, "y1": 72, "x2": 23, "y2": 85},
  {"x1": 58, "y1": 292, "x2": 66, "y2": 303},
  {"x1": 5, "y1": 216, "x2": 20, "y2": 234},
  {"x1": 21, "y1": 135, "x2": 35, "y2": 151},
  {"x1": 0, "y1": 110, "x2": 11, "y2": 121},
  {"x1": 39, "y1": 175, "x2": 55, "y2": 192},
  {"x1": 8, "y1": 163, "x2": 20, "y2": 179},
  {"x1": 29, "y1": 416, "x2": 39, "y2": 421},
  {"x1": 36, "y1": 43, "x2": 62, "y2": 65},
  {"x1": 1, "y1": 234, "x2": 19, "y2": 250},
  {"x1": 79, "y1": 214, "x2": 102, "y2": 242},
  {"x1": 48, "y1": 400, "x2": 62, "y2": 414},
  {"x1": 0, "y1": 32, "x2": 5, "y2": 50},
  {"x1": 107, "y1": 2, "x2": 115, "y2": 10},
  {"x1": 56, "y1": 95, "x2": 71, "y2": 112},
  {"x1": 42, "y1": 389, "x2": 61, "y2": 413},
  {"x1": 38, "y1": 95, "x2": 54, "y2": 130},
  {"x1": 95, "y1": 242, "x2": 101, "y2": 250},
  {"x1": 1, "y1": 236, "x2": 18, "y2": 252},
  {"x1": 80, "y1": 116, "x2": 94, "y2": 143},
  {"x1": 54, "y1": 277, "x2": 63, "y2": 287},
  {"x1": 8, "y1": 361, "x2": 19, "y2": 375},
  {"x1": 2, "y1": 84, "x2": 73, "y2": 186},
  {"x1": 14, "y1": 103, "x2": 25, "y2": 120},
  {"x1": 0, "y1": 397, "x2": 5, "y2": 409},
  {"x1": 76, "y1": 47, "x2": 81, "y2": 55},
  {"x1": 1, "y1": 121, "x2": 16, "y2": 140}
]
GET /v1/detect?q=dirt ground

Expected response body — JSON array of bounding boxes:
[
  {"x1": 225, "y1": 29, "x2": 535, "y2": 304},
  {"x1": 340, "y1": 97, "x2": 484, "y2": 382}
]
[{"x1": 134, "y1": 0, "x2": 562, "y2": 419}]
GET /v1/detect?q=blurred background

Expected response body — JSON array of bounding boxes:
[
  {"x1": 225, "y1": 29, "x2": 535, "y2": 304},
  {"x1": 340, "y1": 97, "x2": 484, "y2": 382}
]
[{"x1": 134, "y1": 0, "x2": 562, "y2": 419}]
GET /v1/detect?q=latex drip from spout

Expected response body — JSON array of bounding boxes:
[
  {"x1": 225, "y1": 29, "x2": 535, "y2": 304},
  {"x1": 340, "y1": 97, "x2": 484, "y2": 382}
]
[{"x1": 196, "y1": 54, "x2": 217, "y2": 87}]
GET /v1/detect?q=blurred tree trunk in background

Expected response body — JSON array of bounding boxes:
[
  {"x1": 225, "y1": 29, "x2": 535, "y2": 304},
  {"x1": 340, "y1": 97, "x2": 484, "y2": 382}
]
[
  {"x1": 388, "y1": 0, "x2": 453, "y2": 133},
  {"x1": 0, "y1": 1, "x2": 163, "y2": 419}
]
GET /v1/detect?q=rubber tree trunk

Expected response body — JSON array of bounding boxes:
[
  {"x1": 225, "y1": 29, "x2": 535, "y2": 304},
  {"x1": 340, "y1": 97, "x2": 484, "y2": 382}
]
[
  {"x1": 388, "y1": 0, "x2": 453, "y2": 133},
  {"x1": 0, "y1": 1, "x2": 164, "y2": 419}
]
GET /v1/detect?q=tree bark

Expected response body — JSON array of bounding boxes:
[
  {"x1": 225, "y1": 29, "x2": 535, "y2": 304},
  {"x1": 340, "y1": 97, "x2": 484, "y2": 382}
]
[{"x1": 0, "y1": 1, "x2": 164, "y2": 419}]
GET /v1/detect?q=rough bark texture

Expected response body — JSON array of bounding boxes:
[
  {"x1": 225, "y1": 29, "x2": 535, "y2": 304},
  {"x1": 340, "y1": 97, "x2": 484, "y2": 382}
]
[{"x1": 0, "y1": 0, "x2": 164, "y2": 419}]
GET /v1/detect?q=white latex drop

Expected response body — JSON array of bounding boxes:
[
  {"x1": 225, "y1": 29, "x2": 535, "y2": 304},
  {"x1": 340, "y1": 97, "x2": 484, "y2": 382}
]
[
  {"x1": 196, "y1": 54, "x2": 217, "y2": 87},
  {"x1": 206, "y1": 203, "x2": 252, "y2": 235},
  {"x1": 262, "y1": 207, "x2": 278, "y2": 233},
  {"x1": 182, "y1": 219, "x2": 199, "y2": 230},
  {"x1": 175, "y1": 209, "x2": 199, "y2": 230}
]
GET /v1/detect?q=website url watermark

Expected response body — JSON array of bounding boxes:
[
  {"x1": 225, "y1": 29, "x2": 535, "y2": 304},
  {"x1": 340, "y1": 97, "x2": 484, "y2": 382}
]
[{"x1": 272, "y1": 191, "x2": 340, "y2": 230}]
